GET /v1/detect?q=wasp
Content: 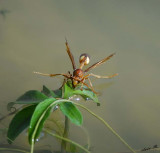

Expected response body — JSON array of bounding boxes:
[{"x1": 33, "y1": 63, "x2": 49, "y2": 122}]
[{"x1": 34, "y1": 40, "x2": 118, "y2": 93}]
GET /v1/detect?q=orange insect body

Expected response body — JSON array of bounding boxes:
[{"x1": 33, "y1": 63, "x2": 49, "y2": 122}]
[
  {"x1": 72, "y1": 69, "x2": 84, "y2": 87},
  {"x1": 34, "y1": 40, "x2": 118, "y2": 93},
  {"x1": 73, "y1": 69, "x2": 84, "y2": 78}
]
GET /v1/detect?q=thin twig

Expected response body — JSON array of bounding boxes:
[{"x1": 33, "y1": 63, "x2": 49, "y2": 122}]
[{"x1": 74, "y1": 103, "x2": 136, "y2": 153}]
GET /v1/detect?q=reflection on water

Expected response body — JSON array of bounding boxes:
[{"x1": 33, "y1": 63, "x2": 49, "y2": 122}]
[{"x1": 0, "y1": 0, "x2": 160, "y2": 153}]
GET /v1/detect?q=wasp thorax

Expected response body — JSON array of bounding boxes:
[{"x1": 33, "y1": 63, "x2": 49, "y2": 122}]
[
  {"x1": 79, "y1": 53, "x2": 90, "y2": 65},
  {"x1": 73, "y1": 69, "x2": 84, "y2": 78}
]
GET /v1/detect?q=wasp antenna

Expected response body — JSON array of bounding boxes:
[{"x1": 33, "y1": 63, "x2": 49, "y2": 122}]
[{"x1": 84, "y1": 52, "x2": 116, "y2": 73}]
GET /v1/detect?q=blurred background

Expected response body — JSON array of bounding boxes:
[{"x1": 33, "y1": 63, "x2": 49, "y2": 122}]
[{"x1": 0, "y1": 0, "x2": 160, "y2": 153}]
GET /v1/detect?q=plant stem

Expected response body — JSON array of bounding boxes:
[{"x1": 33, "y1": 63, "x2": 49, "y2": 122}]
[
  {"x1": 74, "y1": 103, "x2": 136, "y2": 153},
  {"x1": 61, "y1": 116, "x2": 70, "y2": 153},
  {"x1": 44, "y1": 128, "x2": 90, "y2": 153},
  {"x1": 30, "y1": 141, "x2": 34, "y2": 153}
]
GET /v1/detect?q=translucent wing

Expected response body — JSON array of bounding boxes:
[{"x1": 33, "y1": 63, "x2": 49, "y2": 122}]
[{"x1": 84, "y1": 53, "x2": 115, "y2": 73}]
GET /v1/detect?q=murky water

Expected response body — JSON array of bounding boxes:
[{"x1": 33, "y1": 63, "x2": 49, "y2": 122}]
[{"x1": 0, "y1": 0, "x2": 160, "y2": 153}]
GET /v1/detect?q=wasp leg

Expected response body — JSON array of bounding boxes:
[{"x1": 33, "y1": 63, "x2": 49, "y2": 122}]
[
  {"x1": 87, "y1": 77, "x2": 93, "y2": 88},
  {"x1": 83, "y1": 81, "x2": 98, "y2": 94},
  {"x1": 86, "y1": 73, "x2": 118, "y2": 79},
  {"x1": 71, "y1": 76, "x2": 97, "y2": 94},
  {"x1": 80, "y1": 83, "x2": 84, "y2": 91},
  {"x1": 34, "y1": 71, "x2": 70, "y2": 79},
  {"x1": 73, "y1": 76, "x2": 98, "y2": 94},
  {"x1": 59, "y1": 78, "x2": 67, "y2": 89},
  {"x1": 85, "y1": 78, "x2": 99, "y2": 94}
]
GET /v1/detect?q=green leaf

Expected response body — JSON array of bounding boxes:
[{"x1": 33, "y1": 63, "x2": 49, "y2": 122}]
[
  {"x1": 59, "y1": 102, "x2": 83, "y2": 126},
  {"x1": 63, "y1": 81, "x2": 74, "y2": 99},
  {"x1": 28, "y1": 98, "x2": 82, "y2": 145},
  {"x1": 7, "y1": 105, "x2": 37, "y2": 144},
  {"x1": 16, "y1": 90, "x2": 48, "y2": 104},
  {"x1": 74, "y1": 89, "x2": 99, "y2": 103},
  {"x1": 53, "y1": 88, "x2": 62, "y2": 98},
  {"x1": 42, "y1": 85, "x2": 59, "y2": 98},
  {"x1": 63, "y1": 82, "x2": 99, "y2": 103},
  {"x1": 28, "y1": 98, "x2": 56, "y2": 144}
]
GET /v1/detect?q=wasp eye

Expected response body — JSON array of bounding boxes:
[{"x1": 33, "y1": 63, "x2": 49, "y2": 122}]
[{"x1": 79, "y1": 53, "x2": 90, "y2": 65}]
